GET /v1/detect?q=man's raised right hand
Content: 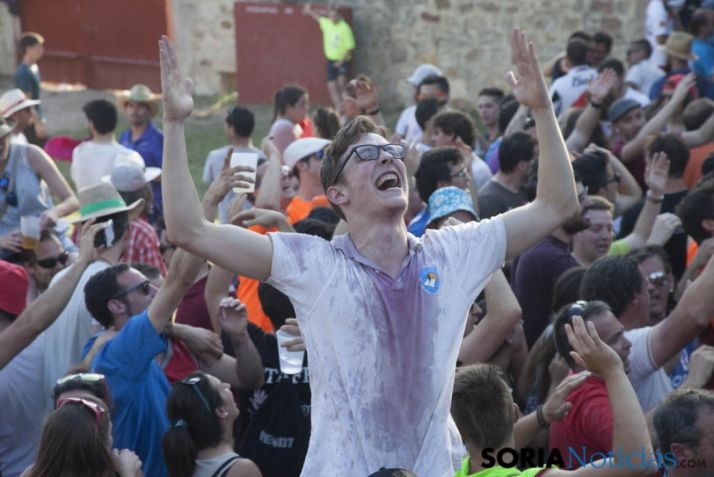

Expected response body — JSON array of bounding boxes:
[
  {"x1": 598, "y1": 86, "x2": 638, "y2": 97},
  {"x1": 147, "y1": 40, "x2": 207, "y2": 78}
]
[{"x1": 159, "y1": 35, "x2": 194, "y2": 123}]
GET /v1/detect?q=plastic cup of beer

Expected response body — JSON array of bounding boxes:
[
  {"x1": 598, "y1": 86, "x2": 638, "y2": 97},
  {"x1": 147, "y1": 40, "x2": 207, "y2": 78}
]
[
  {"x1": 20, "y1": 215, "x2": 41, "y2": 250},
  {"x1": 275, "y1": 329, "x2": 304, "y2": 375}
]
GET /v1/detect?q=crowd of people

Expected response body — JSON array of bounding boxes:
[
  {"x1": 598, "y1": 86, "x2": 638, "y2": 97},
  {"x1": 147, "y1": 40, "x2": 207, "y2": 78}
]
[{"x1": 1, "y1": 1, "x2": 714, "y2": 476}]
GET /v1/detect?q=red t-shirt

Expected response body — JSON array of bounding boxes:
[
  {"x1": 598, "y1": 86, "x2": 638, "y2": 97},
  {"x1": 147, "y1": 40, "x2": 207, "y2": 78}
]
[
  {"x1": 174, "y1": 275, "x2": 212, "y2": 331},
  {"x1": 548, "y1": 375, "x2": 613, "y2": 469}
]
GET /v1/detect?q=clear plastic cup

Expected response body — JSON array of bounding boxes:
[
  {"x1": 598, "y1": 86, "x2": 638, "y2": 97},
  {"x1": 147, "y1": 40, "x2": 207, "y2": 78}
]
[
  {"x1": 275, "y1": 329, "x2": 304, "y2": 375},
  {"x1": 20, "y1": 215, "x2": 41, "y2": 250}
]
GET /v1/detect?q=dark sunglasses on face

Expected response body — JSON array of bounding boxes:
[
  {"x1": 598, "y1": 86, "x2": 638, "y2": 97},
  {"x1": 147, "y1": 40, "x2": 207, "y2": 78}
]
[
  {"x1": 114, "y1": 279, "x2": 152, "y2": 298},
  {"x1": 605, "y1": 171, "x2": 621, "y2": 186},
  {"x1": 333, "y1": 143, "x2": 407, "y2": 184},
  {"x1": 36, "y1": 251, "x2": 69, "y2": 269},
  {"x1": 648, "y1": 271, "x2": 668, "y2": 287}
]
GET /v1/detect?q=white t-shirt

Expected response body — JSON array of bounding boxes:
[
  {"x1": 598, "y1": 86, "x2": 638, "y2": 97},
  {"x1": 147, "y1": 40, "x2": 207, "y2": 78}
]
[
  {"x1": 645, "y1": 0, "x2": 672, "y2": 68},
  {"x1": 70, "y1": 141, "x2": 143, "y2": 191},
  {"x1": 0, "y1": 336, "x2": 46, "y2": 477},
  {"x1": 42, "y1": 261, "x2": 108, "y2": 408},
  {"x1": 267, "y1": 217, "x2": 507, "y2": 476},
  {"x1": 395, "y1": 105, "x2": 423, "y2": 143},
  {"x1": 549, "y1": 65, "x2": 598, "y2": 116},
  {"x1": 470, "y1": 153, "x2": 494, "y2": 192},
  {"x1": 626, "y1": 59, "x2": 666, "y2": 97},
  {"x1": 625, "y1": 326, "x2": 674, "y2": 412}
]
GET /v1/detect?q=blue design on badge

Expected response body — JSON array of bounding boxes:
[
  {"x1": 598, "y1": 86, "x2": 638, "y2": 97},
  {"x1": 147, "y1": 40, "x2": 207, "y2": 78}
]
[{"x1": 419, "y1": 266, "x2": 440, "y2": 295}]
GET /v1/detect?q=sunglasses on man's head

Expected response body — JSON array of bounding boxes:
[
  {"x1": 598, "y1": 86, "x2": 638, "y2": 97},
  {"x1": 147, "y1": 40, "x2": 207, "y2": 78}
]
[
  {"x1": 36, "y1": 251, "x2": 69, "y2": 269},
  {"x1": 56, "y1": 372, "x2": 106, "y2": 385},
  {"x1": 56, "y1": 397, "x2": 106, "y2": 427},
  {"x1": 332, "y1": 143, "x2": 407, "y2": 184},
  {"x1": 114, "y1": 279, "x2": 152, "y2": 299},
  {"x1": 568, "y1": 300, "x2": 588, "y2": 319}
]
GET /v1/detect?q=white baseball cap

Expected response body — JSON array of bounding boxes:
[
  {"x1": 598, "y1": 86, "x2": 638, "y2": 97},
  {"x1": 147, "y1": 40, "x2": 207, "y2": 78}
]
[
  {"x1": 283, "y1": 138, "x2": 331, "y2": 169},
  {"x1": 101, "y1": 152, "x2": 161, "y2": 187},
  {"x1": 406, "y1": 64, "x2": 443, "y2": 87}
]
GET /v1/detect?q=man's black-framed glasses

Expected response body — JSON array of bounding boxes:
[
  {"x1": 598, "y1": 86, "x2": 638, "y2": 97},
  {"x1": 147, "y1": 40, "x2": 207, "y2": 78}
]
[
  {"x1": 332, "y1": 143, "x2": 407, "y2": 184},
  {"x1": 114, "y1": 279, "x2": 151, "y2": 299}
]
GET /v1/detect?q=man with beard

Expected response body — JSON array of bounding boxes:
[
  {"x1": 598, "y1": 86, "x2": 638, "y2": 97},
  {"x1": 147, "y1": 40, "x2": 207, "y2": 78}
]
[
  {"x1": 118, "y1": 84, "x2": 164, "y2": 222},
  {"x1": 511, "y1": 181, "x2": 590, "y2": 348}
]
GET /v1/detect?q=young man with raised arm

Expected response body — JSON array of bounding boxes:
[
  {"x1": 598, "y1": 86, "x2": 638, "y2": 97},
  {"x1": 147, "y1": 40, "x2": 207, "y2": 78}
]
[{"x1": 158, "y1": 30, "x2": 578, "y2": 476}]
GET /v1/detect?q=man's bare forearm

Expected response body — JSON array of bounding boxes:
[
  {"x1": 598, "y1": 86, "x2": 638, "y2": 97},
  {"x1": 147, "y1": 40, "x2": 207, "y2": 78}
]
[
  {"x1": 532, "y1": 106, "x2": 577, "y2": 213},
  {"x1": 0, "y1": 256, "x2": 91, "y2": 369},
  {"x1": 163, "y1": 121, "x2": 208, "y2": 246}
]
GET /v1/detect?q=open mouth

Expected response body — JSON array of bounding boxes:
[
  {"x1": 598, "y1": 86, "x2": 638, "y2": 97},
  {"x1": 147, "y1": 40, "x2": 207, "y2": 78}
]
[{"x1": 375, "y1": 172, "x2": 401, "y2": 191}]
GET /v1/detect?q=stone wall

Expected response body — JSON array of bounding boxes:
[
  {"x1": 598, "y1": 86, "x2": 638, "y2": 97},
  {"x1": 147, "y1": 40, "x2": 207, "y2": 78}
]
[
  {"x1": 172, "y1": 0, "x2": 648, "y2": 107},
  {"x1": 1, "y1": 0, "x2": 649, "y2": 108},
  {"x1": 0, "y1": 3, "x2": 17, "y2": 77}
]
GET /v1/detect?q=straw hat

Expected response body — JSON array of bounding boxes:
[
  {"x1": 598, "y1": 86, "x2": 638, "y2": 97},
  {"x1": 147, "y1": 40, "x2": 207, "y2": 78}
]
[
  {"x1": 0, "y1": 89, "x2": 41, "y2": 119},
  {"x1": 660, "y1": 32, "x2": 699, "y2": 62},
  {"x1": 68, "y1": 182, "x2": 144, "y2": 223},
  {"x1": 116, "y1": 84, "x2": 162, "y2": 117}
]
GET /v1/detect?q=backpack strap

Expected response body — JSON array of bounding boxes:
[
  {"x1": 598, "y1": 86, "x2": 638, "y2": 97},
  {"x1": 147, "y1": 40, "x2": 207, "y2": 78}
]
[{"x1": 210, "y1": 455, "x2": 241, "y2": 477}]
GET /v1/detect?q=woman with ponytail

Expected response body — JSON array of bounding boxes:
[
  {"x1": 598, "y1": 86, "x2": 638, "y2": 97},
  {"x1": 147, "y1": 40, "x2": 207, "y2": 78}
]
[
  {"x1": 268, "y1": 85, "x2": 309, "y2": 154},
  {"x1": 22, "y1": 395, "x2": 142, "y2": 477},
  {"x1": 163, "y1": 372, "x2": 261, "y2": 477}
]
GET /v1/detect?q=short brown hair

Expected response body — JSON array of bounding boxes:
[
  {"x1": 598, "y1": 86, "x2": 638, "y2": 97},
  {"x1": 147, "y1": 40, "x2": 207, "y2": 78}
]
[
  {"x1": 433, "y1": 110, "x2": 475, "y2": 148},
  {"x1": 582, "y1": 194, "x2": 614, "y2": 215},
  {"x1": 320, "y1": 116, "x2": 387, "y2": 220},
  {"x1": 20, "y1": 32, "x2": 44, "y2": 53},
  {"x1": 451, "y1": 364, "x2": 514, "y2": 450}
]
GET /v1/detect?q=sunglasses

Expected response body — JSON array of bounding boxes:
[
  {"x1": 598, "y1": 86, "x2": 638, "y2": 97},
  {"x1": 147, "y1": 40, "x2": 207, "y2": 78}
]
[
  {"x1": 35, "y1": 251, "x2": 69, "y2": 269},
  {"x1": 57, "y1": 397, "x2": 106, "y2": 427},
  {"x1": 648, "y1": 271, "x2": 668, "y2": 287},
  {"x1": 114, "y1": 279, "x2": 151, "y2": 299},
  {"x1": 451, "y1": 168, "x2": 470, "y2": 180},
  {"x1": 605, "y1": 171, "x2": 621, "y2": 186},
  {"x1": 56, "y1": 372, "x2": 106, "y2": 385},
  {"x1": 568, "y1": 300, "x2": 588, "y2": 318},
  {"x1": 0, "y1": 174, "x2": 17, "y2": 207},
  {"x1": 333, "y1": 143, "x2": 407, "y2": 184},
  {"x1": 178, "y1": 375, "x2": 212, "y2": 413}
]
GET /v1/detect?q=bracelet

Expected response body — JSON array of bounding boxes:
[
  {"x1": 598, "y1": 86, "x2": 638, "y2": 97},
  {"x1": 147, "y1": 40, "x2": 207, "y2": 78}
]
[
  {"x1": 367, "y1": 106, "x2": 381, "y2": 115},
  {"x1": 536, "y1": 405, "x2": 549, "y2": 429},
  {"x1": 589, "y1": 99, "x2": 603, "y2": 109},
  {"x1": 646, "y1": 190, "x2": 665, "y2": 203}
]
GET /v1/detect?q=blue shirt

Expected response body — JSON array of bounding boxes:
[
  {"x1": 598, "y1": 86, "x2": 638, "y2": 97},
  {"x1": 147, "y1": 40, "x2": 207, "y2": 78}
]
[
  {"x1": 407, "y1": 206, "x2": 430, "y2": 237},
  {"x1": 692, "y1": 39, "x2": 714, "y2": 99},
  {"x1": 119, "y1": 122, "x2": 164, "y2": 219},
  {"x1": 85, "y1": 311, "x2": 170, "y2": 477}
]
